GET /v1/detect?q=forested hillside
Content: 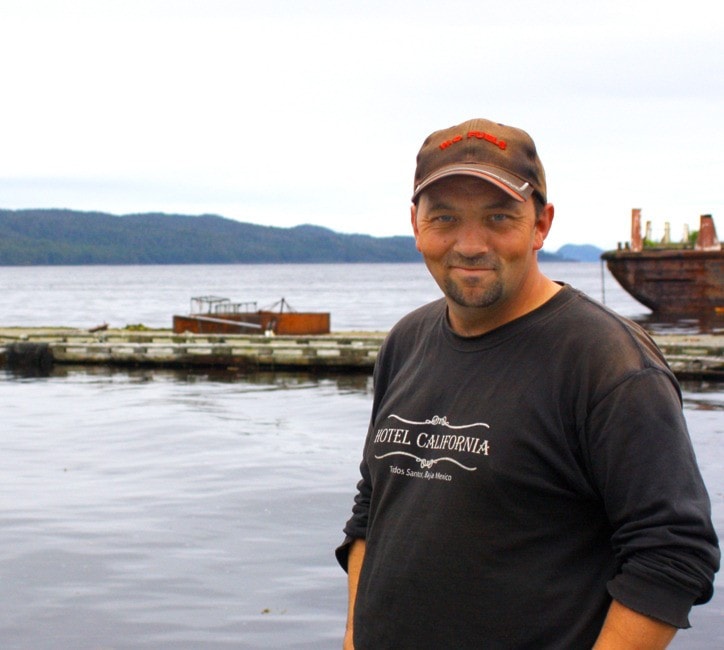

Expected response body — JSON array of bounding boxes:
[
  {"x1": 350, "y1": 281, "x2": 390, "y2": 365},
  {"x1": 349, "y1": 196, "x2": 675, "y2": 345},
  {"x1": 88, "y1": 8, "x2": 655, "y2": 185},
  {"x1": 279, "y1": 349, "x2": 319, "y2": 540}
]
[{"x1": 0, "y1": 209, "x2": 424, "y2": 264}]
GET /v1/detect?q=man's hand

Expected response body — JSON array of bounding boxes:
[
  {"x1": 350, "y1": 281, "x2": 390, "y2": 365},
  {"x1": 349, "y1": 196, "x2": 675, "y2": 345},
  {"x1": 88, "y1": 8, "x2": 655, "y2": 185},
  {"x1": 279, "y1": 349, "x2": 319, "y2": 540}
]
[
  {"x1": 343, "y1": 539, "x2": 366, "y2": 649},
  {"x1": 343, "y1": 627, "x2": 354, "y2": 650},
  {"x1": 593, "y1": 599, "x2": 677, "y2": 649}
]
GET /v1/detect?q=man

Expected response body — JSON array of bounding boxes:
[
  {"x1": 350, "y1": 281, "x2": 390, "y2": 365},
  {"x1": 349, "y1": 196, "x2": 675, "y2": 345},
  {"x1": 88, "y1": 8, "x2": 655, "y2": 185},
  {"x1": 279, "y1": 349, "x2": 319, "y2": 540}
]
[{"x1": 337, "y1": 118, "x2": 720, "y2": 649}]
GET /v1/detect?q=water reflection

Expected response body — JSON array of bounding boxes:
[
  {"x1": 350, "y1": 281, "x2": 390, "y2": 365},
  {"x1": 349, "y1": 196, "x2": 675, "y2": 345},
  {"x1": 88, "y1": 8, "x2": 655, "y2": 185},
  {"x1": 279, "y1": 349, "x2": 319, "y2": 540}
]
[
  {"x1": 633, "y1": 312, "x2": 724, "y2": 335},
  {"x1": 4, "y1": 362, "x2": 374, "y2": 393}
]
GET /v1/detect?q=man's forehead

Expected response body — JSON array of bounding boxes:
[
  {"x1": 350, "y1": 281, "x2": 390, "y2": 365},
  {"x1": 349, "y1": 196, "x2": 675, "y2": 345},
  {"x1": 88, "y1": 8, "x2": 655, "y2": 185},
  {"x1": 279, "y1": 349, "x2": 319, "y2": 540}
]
[{"x1": 418, "y1": 175, "x2": 524, "y2": 208}]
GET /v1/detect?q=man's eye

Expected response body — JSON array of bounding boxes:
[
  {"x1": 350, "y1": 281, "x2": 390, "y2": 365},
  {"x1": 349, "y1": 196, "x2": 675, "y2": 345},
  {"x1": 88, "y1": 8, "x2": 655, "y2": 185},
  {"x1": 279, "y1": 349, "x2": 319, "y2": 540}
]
[
  {"x1": 432, "y1": 214, "x2": 456, "y2": 223},
  {"x1": 488, "y1": 213, "x2": 512, "y2": 224}
]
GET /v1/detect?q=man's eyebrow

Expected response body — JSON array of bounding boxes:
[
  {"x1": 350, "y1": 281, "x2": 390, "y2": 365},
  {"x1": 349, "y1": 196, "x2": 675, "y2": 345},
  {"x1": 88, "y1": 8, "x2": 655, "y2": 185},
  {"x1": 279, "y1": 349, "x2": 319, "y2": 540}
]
[
  {"x1": 424, "y1": 196, "x2": 520, "y2": 212},
  {"x1": 423, "y1": 199, "x2": 456, "y2": 211}
]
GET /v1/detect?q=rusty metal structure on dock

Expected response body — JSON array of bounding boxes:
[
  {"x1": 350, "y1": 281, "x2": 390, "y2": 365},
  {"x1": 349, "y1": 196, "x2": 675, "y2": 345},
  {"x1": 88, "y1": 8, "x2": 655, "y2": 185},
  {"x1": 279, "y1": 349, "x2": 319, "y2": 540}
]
[{"x1": 172, "y1": 296, "x2": 331, "y2": 336}]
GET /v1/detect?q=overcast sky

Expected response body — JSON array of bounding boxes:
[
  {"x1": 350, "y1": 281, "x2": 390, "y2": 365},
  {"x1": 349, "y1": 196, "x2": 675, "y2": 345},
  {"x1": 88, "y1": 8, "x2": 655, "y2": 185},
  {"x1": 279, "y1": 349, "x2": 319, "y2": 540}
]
[{"x1": 1, "y1": 0, "x2": 722, "y2": 250}]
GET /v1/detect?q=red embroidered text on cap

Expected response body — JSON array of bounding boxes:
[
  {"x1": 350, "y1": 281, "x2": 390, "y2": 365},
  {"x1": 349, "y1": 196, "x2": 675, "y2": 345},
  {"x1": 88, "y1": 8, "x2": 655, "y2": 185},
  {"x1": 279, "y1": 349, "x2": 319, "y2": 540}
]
[{"x1": 439, "y1": 131, "x2": 507, "y2": 151}]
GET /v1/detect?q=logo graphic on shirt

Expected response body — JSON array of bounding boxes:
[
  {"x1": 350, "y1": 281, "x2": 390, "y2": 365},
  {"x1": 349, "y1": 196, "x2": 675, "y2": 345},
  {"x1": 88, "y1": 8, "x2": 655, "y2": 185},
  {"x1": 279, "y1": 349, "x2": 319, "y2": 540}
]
[{"x1": 374, "y1": 414, "x2": 490, "y2": 475}]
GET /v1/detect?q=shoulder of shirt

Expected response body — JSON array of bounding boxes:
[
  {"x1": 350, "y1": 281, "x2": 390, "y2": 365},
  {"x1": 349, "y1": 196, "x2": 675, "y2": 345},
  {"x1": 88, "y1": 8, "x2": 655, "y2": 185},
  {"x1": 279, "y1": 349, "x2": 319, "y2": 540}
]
[
  {"x1": 374, "y1": 299, "x2": 446, "y2": 367},
  {"x1": 387, "y1": 298, "x2": 446, "y2": 339},
  {"x1": 554, "y1": 286, "x2": 673, "y2": 377}
]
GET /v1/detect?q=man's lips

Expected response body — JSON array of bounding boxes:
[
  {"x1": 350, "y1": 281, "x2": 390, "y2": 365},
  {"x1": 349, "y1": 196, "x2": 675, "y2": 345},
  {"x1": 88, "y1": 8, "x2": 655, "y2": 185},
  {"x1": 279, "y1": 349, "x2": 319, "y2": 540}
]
[
  {"x1": 449, "y1": 265, "x2": 496, "y2": 273},
  {"x1": 446, "y1": 255, "x2": 498, "y2": 273}
]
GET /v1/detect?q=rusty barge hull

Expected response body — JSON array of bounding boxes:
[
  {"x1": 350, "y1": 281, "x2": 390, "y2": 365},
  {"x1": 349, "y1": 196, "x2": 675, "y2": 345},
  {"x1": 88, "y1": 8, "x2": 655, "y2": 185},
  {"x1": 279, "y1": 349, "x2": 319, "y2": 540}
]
[{"x1": 601, "y1": 248, "x2": 724, "y2": 314}]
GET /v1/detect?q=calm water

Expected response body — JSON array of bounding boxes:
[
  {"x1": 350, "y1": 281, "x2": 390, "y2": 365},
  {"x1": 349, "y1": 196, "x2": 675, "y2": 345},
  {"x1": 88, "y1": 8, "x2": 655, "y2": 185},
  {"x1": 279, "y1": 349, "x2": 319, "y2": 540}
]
[
  {"x1": 1, "y1": 263, "x2": 722, "y2": 649},
  {"x1": 0, "y1": 261, "x2": 658, "y2": 332}
]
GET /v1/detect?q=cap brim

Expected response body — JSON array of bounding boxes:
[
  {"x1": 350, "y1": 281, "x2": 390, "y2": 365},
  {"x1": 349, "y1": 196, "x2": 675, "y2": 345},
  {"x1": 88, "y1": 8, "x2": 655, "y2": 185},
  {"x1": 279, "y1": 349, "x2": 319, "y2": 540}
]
[{"x1": 412, "y1": 164, "x2": 535, "y2": 203}]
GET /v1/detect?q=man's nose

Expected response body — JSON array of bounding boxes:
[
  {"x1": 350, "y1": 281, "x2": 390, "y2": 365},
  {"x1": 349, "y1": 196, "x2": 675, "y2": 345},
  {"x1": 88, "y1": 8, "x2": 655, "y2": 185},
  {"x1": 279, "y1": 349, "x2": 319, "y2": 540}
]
[{"x1": 453, "y1": 220, "x2": 489, "y2": 257}]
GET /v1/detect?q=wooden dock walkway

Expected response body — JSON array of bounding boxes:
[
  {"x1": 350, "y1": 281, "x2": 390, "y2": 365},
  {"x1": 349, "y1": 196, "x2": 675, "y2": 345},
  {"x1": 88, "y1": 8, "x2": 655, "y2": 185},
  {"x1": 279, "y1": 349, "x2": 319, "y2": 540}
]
[
  {"x1": 0, "y1": 328, "x2": 385, "y2": 373},
  {"x1": 0, "y1": 327, "x2": 722, "y2": 379}
]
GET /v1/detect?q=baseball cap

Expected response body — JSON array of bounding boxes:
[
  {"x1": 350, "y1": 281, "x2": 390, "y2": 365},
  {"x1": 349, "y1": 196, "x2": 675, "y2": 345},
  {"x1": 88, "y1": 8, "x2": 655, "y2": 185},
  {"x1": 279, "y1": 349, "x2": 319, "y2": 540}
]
[{"x1": 411, "y1": 118, "x2": 547, "y2": 204}]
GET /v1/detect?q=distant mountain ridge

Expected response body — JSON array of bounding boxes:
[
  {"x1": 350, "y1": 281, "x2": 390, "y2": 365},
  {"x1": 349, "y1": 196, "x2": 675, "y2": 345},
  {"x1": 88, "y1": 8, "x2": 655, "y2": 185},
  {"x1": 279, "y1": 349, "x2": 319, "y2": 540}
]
[
  {"x1": 0, "y1": 208, "x2": 581, "y2": 265},
  {"x1": 556, "y1": 243, "x2": 605, "y2": 262}
]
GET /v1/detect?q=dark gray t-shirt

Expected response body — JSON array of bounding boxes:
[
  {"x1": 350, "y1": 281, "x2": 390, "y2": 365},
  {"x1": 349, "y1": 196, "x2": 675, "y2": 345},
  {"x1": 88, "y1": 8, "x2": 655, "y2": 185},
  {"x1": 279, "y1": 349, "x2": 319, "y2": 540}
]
[{"x1": 339, "y1": 285, "x2": 719, "y2": 649}]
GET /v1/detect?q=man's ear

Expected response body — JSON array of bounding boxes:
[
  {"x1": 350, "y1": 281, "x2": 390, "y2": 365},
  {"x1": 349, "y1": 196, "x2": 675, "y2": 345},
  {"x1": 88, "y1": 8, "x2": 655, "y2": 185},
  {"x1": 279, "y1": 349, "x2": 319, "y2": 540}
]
[
  {"x1": 411, "y1": 204, "x2": 422, "y2": 252},
  {"x1": 533, "y1": 203, "x2": 554, "y2": 251}
]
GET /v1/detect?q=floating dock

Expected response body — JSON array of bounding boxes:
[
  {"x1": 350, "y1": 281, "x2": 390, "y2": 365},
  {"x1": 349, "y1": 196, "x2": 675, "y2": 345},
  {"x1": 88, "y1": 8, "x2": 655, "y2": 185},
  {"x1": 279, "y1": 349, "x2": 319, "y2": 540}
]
[
  {"x1": 0, "y1": 327, "x2": 722, "y2": 380},
  {"x1": 0, "y1": 328, "x2": 385, "y2": 373}
]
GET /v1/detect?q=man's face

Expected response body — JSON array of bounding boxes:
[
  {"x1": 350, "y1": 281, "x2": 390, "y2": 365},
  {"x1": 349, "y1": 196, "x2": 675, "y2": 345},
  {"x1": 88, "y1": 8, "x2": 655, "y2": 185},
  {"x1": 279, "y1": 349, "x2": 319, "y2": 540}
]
[{"x1": 411, "y1": 175, "x2": 553, "y2": 333}]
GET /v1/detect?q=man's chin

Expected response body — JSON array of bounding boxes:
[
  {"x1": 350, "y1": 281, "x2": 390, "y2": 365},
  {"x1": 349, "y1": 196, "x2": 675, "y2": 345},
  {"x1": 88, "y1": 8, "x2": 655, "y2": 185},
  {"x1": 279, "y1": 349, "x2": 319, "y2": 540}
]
[{"x1": 444, "y1": 282, "x2": 503, "y2": 310}]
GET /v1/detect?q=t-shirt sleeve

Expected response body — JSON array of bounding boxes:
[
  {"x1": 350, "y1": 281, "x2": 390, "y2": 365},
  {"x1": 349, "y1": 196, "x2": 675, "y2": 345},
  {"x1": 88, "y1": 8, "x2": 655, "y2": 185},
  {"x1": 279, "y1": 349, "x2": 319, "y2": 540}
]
[
  {"x1": 583, "y1": 368, "x2": 720, "y2": 627},
  {"x1": 335, "y1": 457, "x2": 372, "y2": 572},
  {"x1": 335, "y1": 333, "x2": 397, "y2": 572}
]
